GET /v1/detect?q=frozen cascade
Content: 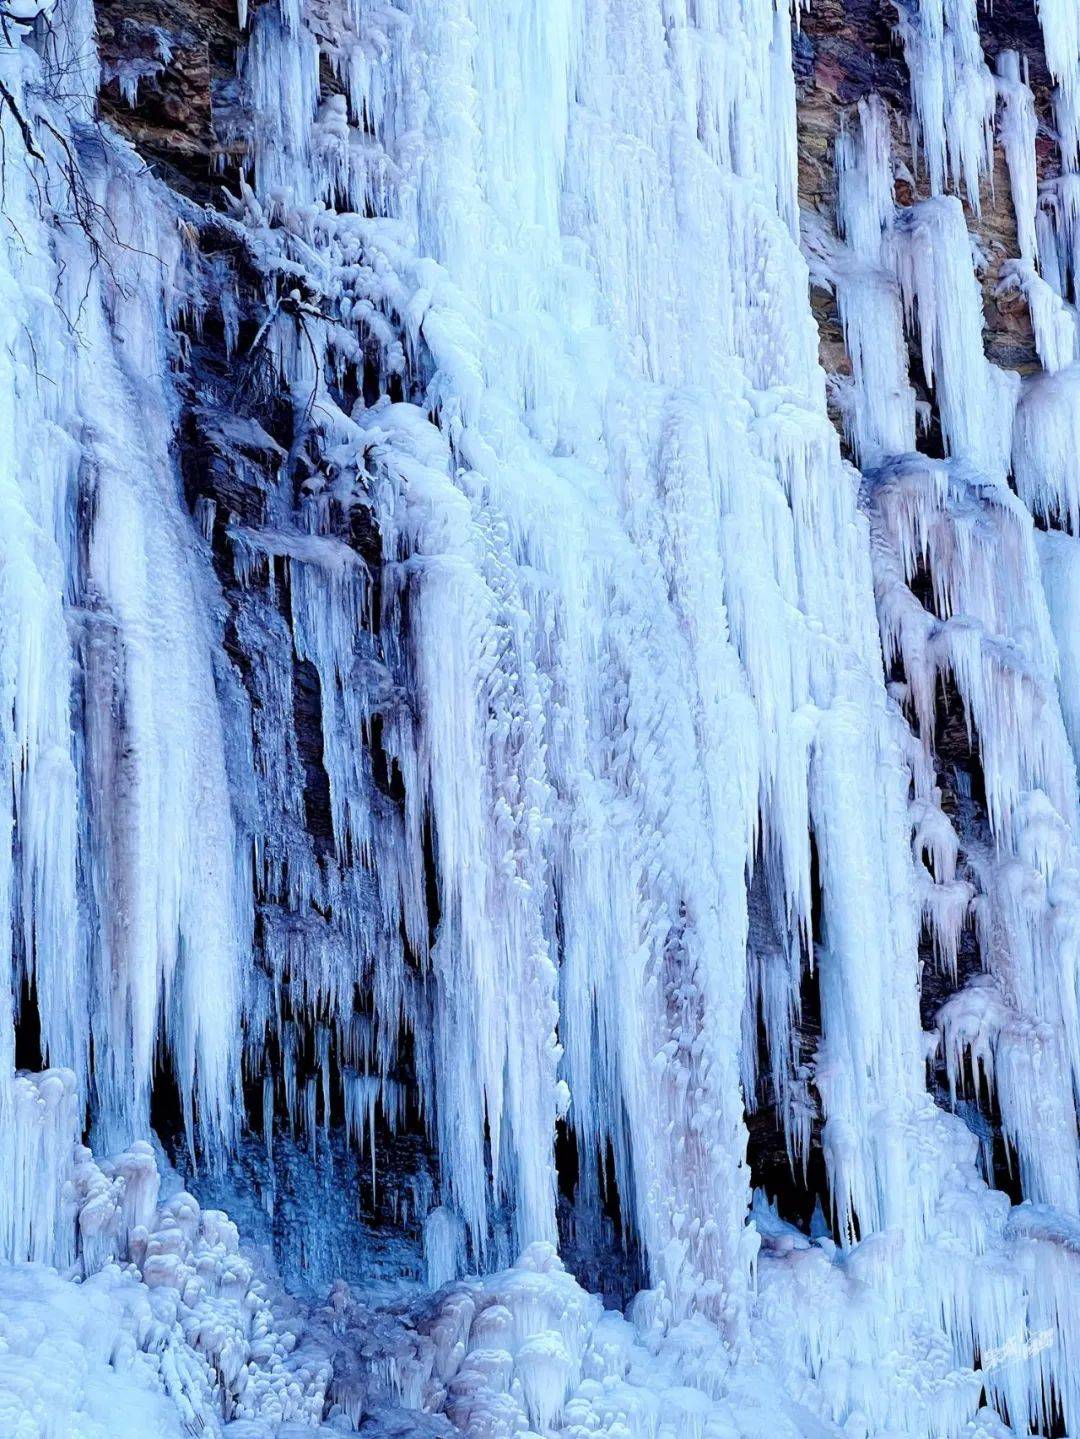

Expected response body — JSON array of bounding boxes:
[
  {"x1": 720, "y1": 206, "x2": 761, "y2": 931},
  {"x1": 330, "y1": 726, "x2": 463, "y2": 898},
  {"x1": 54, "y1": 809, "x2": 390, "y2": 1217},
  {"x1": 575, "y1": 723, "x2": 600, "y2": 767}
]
[
  {"x1": 0, "y1": 0, "x2": 248, "y2": 1228},
  {"x1": 892, "y1": 0, "x2": 996, "y2": 208},
  {"x1": 4, "y1": 0, "x2": 1080, "y2": 1436}
]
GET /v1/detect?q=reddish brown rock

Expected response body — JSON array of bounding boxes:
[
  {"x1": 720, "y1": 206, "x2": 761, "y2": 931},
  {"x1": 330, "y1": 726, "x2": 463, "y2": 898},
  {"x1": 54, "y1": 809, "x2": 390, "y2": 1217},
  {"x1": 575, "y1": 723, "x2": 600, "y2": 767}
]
[
  {"x1": 95, "y1": 0, "x2": 243, "y2": 197},
  {"x1": 794, "y1": 0, "x2": 1057, "y2": 419}
]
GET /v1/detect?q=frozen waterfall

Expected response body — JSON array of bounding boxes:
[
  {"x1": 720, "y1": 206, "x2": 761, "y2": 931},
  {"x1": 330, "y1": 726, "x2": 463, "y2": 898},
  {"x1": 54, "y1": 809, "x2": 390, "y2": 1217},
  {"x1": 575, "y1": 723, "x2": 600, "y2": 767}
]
[{"x1": 3, "y1": 0, "x2": 1080, "y2": 1434}]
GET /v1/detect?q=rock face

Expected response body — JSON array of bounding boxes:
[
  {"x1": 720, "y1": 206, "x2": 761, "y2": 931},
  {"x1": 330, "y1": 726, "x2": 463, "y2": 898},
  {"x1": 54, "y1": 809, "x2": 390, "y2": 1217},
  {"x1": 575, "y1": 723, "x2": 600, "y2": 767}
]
[
  {"x1": 93, "y1": 1, "x2": 1056, "y2": 433},
  {"x1": 85, "y1": 0, "x2": 1066, "y2": 1245},
  {"x1": 10, "y1": 4, "x2": 1080, "y2": 1436},
  {"x1": 796, "y1": 0, "x2": 1056, "y2": 398},
  {"x1": 82, "y1": 0, "x2": 442, "y2": 1275},
  {"x1": 95, "y1": 0, "x2": 242, "y2": 195}
]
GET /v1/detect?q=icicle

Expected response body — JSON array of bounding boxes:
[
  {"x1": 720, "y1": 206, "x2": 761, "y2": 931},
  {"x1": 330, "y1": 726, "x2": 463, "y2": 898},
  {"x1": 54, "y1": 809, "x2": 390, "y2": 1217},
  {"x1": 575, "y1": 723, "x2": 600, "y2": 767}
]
[
  {"x1": 1013, "y1": 363, "x2": 1080, "y2": 530},
  {"x1": 889, "y1": 197, "x2": 1019, "y2": 480},
  {"x1": 1041, "y1": 528, "x2": 1080, "y2": 766},
  {"x1": 823, "y1": 95, "x2": 918, "y2": 464},
  {"x1": 995, "y1": 260, "x2": 1079, "y2": 372},
  {"x1": 995, "y1": 51, "x2": 1039, "y2": 264},
  {"x1": 1031, "y1": 0, "x2": 1080, "y2": 169},
  {"x1": 893, "y1": 0, "x2": 996, "y2": 210}
]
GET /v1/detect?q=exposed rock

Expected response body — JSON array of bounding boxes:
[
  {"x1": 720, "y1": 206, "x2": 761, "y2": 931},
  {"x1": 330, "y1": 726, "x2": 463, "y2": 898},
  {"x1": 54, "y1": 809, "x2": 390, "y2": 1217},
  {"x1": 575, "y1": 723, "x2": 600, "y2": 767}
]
[
  {"x1": 795, "y1": 0, "x2": 1054, "y2": 395},
  {"x1": 95, "y1": 0, "x2": 243, "y2": 197}
]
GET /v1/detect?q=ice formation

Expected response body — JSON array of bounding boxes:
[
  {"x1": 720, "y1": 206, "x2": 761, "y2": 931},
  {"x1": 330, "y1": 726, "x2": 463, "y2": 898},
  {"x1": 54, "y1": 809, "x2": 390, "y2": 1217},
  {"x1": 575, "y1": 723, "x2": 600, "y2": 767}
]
[{"x1": 4, "y1": 0, "x2": 1080, "y2": 1435}]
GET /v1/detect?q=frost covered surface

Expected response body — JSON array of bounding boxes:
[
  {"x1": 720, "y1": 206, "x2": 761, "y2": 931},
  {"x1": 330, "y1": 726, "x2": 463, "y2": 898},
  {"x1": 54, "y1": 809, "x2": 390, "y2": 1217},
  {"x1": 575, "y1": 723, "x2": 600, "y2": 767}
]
[{"x1": 3, "y1": 0, "x2": 1080, "y2": 1437}]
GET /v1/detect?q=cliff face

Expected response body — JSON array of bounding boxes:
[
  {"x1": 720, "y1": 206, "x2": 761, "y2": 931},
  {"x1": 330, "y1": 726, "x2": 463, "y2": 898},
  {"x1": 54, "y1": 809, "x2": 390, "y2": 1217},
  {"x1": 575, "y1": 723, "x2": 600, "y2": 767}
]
[
  {"x1": 9, "y1": 2, "x2": 1080, "y2": 1436},
  {"x1": 95, "y1": 0, "x2": 242, "y2": 194},
  {"x1": 798, "y1": 0, "x2": 1057, "y2": 389},
  {"x1": 95, "y1": 0, "x2": 1055, "y2": 419},
  {"x1": 84, "y1": 0, "x2": 1065, "y2": 1246}
]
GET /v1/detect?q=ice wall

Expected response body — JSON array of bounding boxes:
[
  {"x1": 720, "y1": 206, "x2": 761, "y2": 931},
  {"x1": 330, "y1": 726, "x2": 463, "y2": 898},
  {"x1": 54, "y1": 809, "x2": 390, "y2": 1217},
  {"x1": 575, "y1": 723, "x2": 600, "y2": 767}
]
[
  {"x1": 218, "y1": 0, "x2": 945, "y2": 1321},
  {"x1": 0, "y1": 0, "x2": 248, "y2": 1173},
  {"x1": 4, "y1": 0, "x2": 1080, "y2": 1436}
]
